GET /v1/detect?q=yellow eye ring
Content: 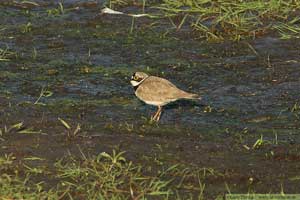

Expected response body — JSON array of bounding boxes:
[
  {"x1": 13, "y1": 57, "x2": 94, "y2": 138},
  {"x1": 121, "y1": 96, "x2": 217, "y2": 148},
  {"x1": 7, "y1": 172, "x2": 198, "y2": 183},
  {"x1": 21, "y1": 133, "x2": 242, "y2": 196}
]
[{"x1": 133, "y1": 76, "x2": 139, "y2": 81}]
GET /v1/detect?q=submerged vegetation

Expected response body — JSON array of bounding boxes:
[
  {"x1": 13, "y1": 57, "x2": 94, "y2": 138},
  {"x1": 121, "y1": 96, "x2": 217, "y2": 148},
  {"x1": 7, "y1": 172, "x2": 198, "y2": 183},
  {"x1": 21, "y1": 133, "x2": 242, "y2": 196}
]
[{"x1": 0, "y1": 46, "x2": 15, "y2": 62}]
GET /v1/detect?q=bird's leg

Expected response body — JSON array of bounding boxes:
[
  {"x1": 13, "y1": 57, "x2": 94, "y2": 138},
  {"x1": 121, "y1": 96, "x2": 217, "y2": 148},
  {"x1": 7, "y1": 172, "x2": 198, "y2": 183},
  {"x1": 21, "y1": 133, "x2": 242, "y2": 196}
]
[
  {"x1": 151, "y1": 107, "x2": 159, "y2": 121},
  {"x1": 151, "y1": 106, "x2": 161, "y2": 122},
  {"x1": 155, "y1": 106, "x2": 163, "y2": 121},
  {"x1": 151, "y1": 106, "x2": 162, "y2": 122}
]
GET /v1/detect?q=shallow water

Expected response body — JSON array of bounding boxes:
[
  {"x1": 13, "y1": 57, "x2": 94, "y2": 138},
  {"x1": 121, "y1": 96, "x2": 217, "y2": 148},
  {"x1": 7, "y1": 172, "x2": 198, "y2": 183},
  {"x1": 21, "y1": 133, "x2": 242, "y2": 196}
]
[{"x1": 1, "y1": 0, "x2": 300, "y2": 197}]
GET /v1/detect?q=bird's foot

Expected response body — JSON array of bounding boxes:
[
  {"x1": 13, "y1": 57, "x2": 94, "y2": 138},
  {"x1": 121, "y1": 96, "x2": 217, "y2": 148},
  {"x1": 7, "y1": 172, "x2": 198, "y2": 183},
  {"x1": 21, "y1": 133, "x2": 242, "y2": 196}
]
[
  {"x1": 150, "y1": 115, "x2": 159, "y2": 122},
  {"x1": 150, "y1": 112, "x2": 161, "y2": 122}
]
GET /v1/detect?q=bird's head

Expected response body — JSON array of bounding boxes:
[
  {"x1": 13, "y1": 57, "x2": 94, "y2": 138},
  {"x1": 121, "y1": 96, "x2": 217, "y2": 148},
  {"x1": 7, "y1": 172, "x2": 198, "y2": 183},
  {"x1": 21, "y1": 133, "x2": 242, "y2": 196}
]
[{"x1": 130, "y1": 72, "x2": 149, "y2": 87}]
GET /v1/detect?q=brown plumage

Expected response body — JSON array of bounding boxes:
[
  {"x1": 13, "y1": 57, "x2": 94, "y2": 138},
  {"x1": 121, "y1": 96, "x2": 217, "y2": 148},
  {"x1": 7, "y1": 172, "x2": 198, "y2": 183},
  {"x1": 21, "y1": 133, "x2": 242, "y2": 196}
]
[{"x1": 130, "y1": 72, "x2": 200, "y2": 121}]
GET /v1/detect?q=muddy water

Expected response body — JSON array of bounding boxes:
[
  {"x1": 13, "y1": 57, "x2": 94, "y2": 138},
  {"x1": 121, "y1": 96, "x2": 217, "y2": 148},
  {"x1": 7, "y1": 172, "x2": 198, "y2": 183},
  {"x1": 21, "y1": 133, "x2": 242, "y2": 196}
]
[{"x1": 1, "y1": 0, "x2": 300, "y2": 197}]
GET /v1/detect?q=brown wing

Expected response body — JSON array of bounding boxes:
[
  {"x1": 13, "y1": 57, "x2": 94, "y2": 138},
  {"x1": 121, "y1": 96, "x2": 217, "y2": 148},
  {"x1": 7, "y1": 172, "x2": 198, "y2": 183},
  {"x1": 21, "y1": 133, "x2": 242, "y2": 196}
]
[{"x1": 136, "y1": 76, "x2": 193, "y2": 102}]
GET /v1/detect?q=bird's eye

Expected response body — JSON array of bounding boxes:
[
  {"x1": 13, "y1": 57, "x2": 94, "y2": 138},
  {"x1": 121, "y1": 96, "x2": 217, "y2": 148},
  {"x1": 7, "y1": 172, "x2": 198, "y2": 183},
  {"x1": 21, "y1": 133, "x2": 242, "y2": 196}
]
[{"x1": 133, "y1": 76, "x2": 139, "y2": 81}]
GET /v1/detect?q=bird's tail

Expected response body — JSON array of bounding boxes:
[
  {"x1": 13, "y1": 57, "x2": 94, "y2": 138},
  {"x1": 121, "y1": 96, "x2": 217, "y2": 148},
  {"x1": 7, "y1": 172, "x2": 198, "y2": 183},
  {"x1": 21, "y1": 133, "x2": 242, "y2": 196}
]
[{"x1": 184, "y1": 92, "x2": 201, "y2": 100}]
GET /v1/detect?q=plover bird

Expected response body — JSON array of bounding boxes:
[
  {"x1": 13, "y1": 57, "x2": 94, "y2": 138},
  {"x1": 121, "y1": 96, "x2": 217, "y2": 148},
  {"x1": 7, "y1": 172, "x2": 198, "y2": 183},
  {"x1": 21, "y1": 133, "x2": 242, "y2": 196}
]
[{"x1": 130, "y1": 72, "x2": 200, "y2": 121}]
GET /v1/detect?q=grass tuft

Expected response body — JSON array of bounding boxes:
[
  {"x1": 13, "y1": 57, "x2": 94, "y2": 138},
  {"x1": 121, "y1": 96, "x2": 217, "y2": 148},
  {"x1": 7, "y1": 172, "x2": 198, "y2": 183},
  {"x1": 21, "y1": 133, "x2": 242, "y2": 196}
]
[
  {"x1": 107, "y1": 0, "x2": 300, "y2": 41},
  {"x1": 156, "y1": 0, "x2": 300, "y2": 41}
]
